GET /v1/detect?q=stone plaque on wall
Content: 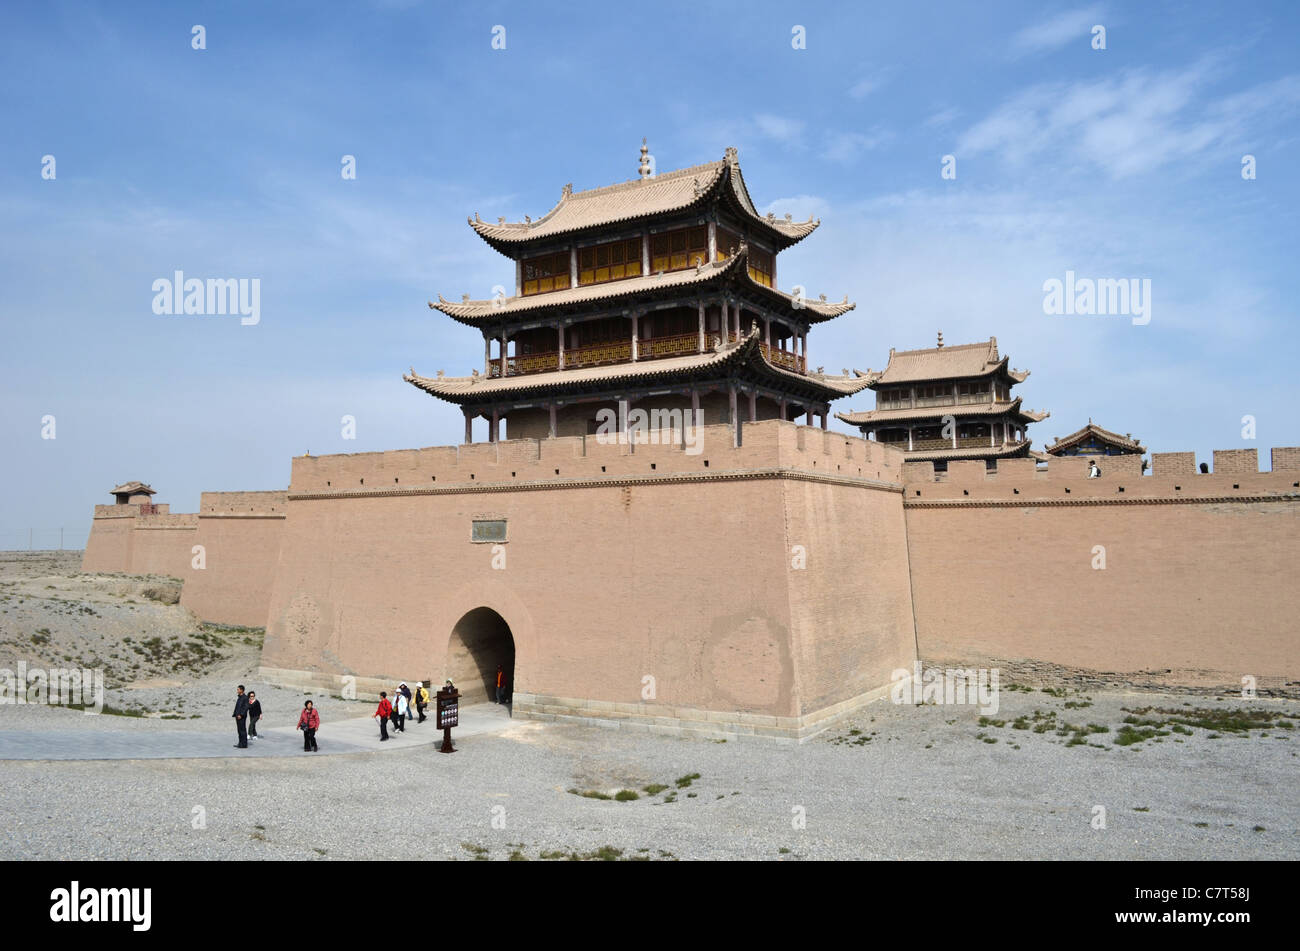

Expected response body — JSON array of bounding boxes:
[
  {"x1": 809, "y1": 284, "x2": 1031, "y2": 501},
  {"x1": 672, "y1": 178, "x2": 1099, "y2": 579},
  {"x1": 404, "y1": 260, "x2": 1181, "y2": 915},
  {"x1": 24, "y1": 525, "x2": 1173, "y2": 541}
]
[{"x1": 471, "y1": 519, "x2": 507, "y2": 543}]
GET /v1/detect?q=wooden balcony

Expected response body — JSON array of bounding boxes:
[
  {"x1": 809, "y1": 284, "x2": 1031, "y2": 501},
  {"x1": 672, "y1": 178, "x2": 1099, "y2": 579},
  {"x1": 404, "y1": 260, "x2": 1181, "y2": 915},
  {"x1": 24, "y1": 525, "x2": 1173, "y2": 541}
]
[
  {"x1": 484, "y1": 330, "x2": 806, "y2": 378},
  {"x1": 760, "y1": 342, "x2": 805, "y2": 373}
]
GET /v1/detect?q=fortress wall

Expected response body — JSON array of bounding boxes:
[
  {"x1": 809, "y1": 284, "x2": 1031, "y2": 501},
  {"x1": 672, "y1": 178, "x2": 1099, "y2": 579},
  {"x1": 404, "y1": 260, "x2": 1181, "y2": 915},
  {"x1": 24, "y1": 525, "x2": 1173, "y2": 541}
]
[
  {"x1": 903, "y1": 449, "x2": 1300, "y2": 683},
  {"x1": 260, "y1": 421, "x2": 912, "y2": 738},
  {"x1": 782, "y1": 472, "x2": 915, "y2": 717},
  {"x1": 179, "y1": 492, "x2": 287, "y2": 628},
  {"x1": 81, "y1": 510, "x2": 137, "y2": 572},
  {"x1": 128, "y1": 514, "x2": 199, "y2": 577},
  {"x1": 285, "y1": 420, "x2": 903, "y2": 496}
]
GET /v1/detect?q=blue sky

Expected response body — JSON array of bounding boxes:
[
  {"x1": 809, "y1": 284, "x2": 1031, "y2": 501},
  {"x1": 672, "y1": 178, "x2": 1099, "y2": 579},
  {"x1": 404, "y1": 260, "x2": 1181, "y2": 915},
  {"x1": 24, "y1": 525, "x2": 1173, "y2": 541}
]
[{"x1": 2, "y1": 0, "x2": 1298, "y2": 547}]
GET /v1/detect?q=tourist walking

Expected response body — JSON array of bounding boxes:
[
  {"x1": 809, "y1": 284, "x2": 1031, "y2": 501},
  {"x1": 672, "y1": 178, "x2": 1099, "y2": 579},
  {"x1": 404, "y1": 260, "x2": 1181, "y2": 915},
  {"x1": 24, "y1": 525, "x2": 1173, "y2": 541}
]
[
  {"x1": 495, "y1": 665, "x2": 507, "y2": 704},
  {"x1": 415, "y1": 682, "x2": 429, "y2": 723},
  {"x1": 1088, "y1": 461, "x2": 1101, "y2": 478},
  {"x1": 375, "y1": 692, "x2": 392, "y2": 741},
  {"x1": 232, "y1": 685, "x2": 249, "y2": 748},
  {"x1": 297, "y1": 700, "x2": 320, "y2": 752},
  {"x1": 247, "y1": 691, "x2": 262, "y2": 739},
  {"x1": 394, "y1": 689, "x2": 409, "y2": 732}
]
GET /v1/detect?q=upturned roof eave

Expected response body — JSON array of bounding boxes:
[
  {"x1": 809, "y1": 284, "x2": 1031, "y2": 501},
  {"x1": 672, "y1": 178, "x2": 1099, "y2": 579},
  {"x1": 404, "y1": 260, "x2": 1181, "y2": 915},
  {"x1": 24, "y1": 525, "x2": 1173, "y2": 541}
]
[
  {"x1": 429, "y1": 246, "x2": 853, "y2": 327},
  {"x1": 405, "y1": 330, "x2": 867, "y2": 407},
  {"x1": 466, "y1": 159, "x2": 819, "y2": 256}
]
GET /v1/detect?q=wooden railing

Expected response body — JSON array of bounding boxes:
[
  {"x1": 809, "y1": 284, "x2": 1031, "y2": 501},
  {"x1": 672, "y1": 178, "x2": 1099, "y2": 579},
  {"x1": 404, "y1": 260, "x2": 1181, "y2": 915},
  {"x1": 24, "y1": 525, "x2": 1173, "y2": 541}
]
[
  {"x1": 760, "y1": 342, "x2": 805, "y2": 373},
  {"x1": 639, "y1": 332, "x2": 700, "y2": 360},
  {"x1": 482, "y1": 329, "x2": 807, "y2": 378}
]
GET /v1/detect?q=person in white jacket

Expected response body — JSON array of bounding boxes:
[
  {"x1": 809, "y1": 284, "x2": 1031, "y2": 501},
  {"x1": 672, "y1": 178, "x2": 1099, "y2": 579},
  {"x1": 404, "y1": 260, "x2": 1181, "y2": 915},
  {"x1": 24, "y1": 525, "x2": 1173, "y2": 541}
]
[{"x1": 394, "y1": 689, "x2": 409, "y2": 732}]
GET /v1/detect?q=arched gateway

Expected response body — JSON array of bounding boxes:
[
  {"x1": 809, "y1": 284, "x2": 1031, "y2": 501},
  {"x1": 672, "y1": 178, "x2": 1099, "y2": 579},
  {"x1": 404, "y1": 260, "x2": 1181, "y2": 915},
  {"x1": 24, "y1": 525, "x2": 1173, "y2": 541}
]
[{"x1": 446, "y1": 607, "x2": 516, "y2": 705}]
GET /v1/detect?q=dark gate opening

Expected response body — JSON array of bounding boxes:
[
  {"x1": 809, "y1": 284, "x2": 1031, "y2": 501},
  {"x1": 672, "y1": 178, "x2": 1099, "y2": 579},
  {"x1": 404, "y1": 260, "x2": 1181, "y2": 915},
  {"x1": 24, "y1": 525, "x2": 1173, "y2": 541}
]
[{"x1": 446, "y1": 607, "x2": 516, "y2": 706}]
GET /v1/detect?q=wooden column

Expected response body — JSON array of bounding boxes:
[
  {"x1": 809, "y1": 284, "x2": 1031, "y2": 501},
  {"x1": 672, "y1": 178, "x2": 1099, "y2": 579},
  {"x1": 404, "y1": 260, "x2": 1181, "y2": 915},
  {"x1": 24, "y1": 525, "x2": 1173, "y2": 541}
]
[
  {"x1": 484, "y1": 337, "x2": 491, "y2": 375},
  {"x1": 642, "y1": 231, "x2": 650, "y2": 274},
  {"x1": 464, "y1": 410, "x2": 473, "y2": 445},
  {"x1": 729, "y1": 385, "x2": 739, "y2": 447},
  {"x1": 514, "y1": 260, "x2": 522, "y2": 297},
  {"x1": 721, "y1": 300, "x2": 729, "y2": 341},
  {"x1": 805, "y1": 406, "x2": 814, "y2": 426},
  {"x1": 499, "y1": 334, "x2": 507, "y2": 378},
  {"x1": 697, "y1": 301, "x2": 705, "y2": 352},
  {"x1": 569, "y1": 247, "x2": 578, "y2": 288},
  {"x1": 779, "y1": 398, "x2": 788, "y2": 421},
  {"x1": 631, "y1": 313, "x2": 639, "y2": 362},
  {"x1": 820, "y1": 409, "x2": 828, "y2": 430},
  {"x1": 549, "y1": 403, "x2": 557, "y2": 439},
  {"x1": 748, "y1": 390, "x2": 757, "y2": 422},
  {"x1": 691, "y1": 388, "x2": 700, "y2": 426},
  {"x1": 490, "y1": 409, "x2": 499, "y2": 443},
  {"x1": 557, "y1": 324, "x2": 565, "y2": 369},
  {"x1": 908, "y1": 426, "x2": 914, "y2": 451},
  {"x1": 800, "y1": 330, "x2": 808, "y2": 371},
  {"x1": 764, "y1": 318, "x2": 771, "y2": 350},
  {"x1": 708, "y1": 221, "x2": 717, "y2": 261}
]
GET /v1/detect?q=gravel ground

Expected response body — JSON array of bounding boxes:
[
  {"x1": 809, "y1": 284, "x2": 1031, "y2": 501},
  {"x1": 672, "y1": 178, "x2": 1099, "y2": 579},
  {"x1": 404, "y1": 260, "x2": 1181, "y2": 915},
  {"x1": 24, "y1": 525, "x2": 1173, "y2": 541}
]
[
  {"x1": 2, "y1": 551, "x2": 1296, "y2": 860},
  {"x1": 1, "y1": 685, "x2": 1295, "y2": 861}
]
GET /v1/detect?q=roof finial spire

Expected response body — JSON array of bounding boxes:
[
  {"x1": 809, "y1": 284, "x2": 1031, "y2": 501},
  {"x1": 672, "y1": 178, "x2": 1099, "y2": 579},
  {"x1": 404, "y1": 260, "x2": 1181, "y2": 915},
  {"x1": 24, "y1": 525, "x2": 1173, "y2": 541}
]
[
  {"x1": 638, "y1": 138, "x2": 651, "y2": 179},
  {"x1": 937, "y1": 330, "x2": 944, "y2": 348}
]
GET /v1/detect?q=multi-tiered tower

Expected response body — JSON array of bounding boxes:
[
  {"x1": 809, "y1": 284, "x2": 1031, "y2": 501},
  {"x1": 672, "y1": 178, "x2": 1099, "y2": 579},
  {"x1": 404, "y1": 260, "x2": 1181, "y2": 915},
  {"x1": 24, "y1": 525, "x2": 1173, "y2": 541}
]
[
  {"x1": 406, "y1": 143, "x2": 871, "y2": 445},
  {"x1": 836, "y1": 334, "x2": 1049, "y2": 470}
]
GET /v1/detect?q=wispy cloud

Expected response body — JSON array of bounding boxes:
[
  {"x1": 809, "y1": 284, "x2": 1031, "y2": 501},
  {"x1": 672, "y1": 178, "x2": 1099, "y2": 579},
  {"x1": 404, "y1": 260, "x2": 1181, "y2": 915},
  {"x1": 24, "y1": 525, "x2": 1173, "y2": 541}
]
[
  {"x1": 753, "y1": 113, "x2": 806, "y2": 144},
  {"x1": 822, "y1": 129, "x2": 894, "y2": 163},
  {"x1": 847, "y1": 68, "x2": 896, "y2": 100},
  {"x1": 957, "y1": 61, "x2": 1300, "y2": 178},
  {"x1": 1010, "y1": 5, "x2": 1104, "y2": 56},
  {"x1": 924, "y1": 106, "x2": 961, "y2": 128}
]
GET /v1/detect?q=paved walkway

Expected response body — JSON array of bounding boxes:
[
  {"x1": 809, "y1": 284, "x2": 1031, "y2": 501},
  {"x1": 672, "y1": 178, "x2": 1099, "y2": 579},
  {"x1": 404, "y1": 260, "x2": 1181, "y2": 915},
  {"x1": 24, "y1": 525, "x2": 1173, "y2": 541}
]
[{"x1": 0, "y1": 703, "x2": 515, "y2": 760}]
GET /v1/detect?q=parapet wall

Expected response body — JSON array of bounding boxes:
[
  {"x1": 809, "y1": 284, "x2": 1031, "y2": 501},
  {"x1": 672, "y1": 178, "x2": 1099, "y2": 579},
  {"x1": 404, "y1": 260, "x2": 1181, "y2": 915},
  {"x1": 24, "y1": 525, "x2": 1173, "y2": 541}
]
[
  {"x1": 287, "y1": 421, "x2": 903, "y2": 496},
  {"x1": 179, "y1": 492, "x2": 287, "y2": 628},
  {"x1": 129, "y1": 513, "x2": 198, "y2": 577},
  {"x1": 903, "y1": 447, "x2": 1300, "y2": 684}
]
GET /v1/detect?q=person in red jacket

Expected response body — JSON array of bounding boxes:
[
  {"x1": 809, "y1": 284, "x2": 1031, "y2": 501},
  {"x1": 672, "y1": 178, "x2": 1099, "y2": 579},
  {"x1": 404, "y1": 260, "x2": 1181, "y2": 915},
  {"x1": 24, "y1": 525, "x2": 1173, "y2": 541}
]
[
  {"x1": 297, "y1": 700, "x2": 320, "y2": 752},
  {"x1": 374, "y1": 692, "x2": 392, "y2": 741},
  {"x1": 496, "y1": 665, "x2": 507, "y2": 704}
]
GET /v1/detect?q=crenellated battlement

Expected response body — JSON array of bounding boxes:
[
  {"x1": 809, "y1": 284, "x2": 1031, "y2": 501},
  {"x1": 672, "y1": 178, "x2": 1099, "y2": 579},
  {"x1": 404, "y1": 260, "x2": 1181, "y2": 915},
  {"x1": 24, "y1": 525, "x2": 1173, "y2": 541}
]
[
  {"x1": 92, "y1": 502, "x2": 171, "y2": 518},
  {"x1": 903, "y1": 447, "x2": 1300, "y2": 504},
  {"x1": 287, "y1": 419, "x2": 905, "y2": 496},
  {"x1": 199, "y1": 490, "x2": 288, "y2": 517},
  {"x1": 133, "y1": 512, "x2": 198, "y2": 530}
]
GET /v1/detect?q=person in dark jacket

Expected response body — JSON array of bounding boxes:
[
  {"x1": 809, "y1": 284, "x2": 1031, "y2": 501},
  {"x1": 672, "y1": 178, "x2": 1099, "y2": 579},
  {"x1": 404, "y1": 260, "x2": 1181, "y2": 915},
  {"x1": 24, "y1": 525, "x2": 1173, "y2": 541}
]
[
  {"x1": 374, "y1": 692, "x2": 392, "y2": 741},
  {"x1": 247, "y1": 691, "x2": 263, "y2": 739},
  {"x1": 232, "y1": 685, "x2": 249, "y2": 748},
  {"x1": 297, "y1": 700, "x2": 320, "y2": 751}
]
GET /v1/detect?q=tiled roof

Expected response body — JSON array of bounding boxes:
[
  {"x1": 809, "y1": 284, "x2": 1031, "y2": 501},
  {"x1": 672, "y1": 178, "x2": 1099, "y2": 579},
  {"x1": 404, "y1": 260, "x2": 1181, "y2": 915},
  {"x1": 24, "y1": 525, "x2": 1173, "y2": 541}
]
[
  {"x1": 467, "y1": 149, "x2": 819, "y2": 250},
  {"x1": 1045, "y1": 421, "x2": 1146, "y2": 454},
  {"x1": 870, "y1": 337, "x2": 1030, "y2": 385},
  {"x1": 430, "y1": 246, "x2": 854, "y2": 325},
  {"x1": 835, "y1": 398, "x2": 1049, "y2": 426},
  {"x1": 111, "y1": 481, "x2": 155, "y2": 495},
  {"x1": 405, "y1": 327, "x2": 872, "y2": 405},
  {"x1": 900, "y1": 439, "x2": 1039, "y2": 461}
]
